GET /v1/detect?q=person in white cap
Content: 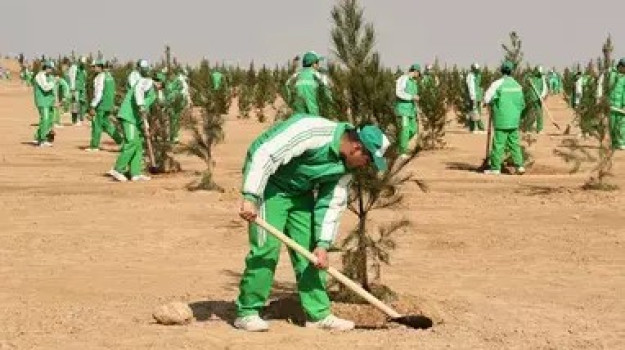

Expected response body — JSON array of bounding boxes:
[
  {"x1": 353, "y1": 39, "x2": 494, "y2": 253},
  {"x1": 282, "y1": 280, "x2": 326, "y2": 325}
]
[{"x1": 466, "y1": 63, "x2": 486, "y2": 133}]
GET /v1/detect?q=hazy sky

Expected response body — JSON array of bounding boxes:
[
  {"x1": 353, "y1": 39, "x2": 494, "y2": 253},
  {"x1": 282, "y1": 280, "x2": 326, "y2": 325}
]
[{"x1": 1, "y1": 0, "x2": 623, "y2": 69}]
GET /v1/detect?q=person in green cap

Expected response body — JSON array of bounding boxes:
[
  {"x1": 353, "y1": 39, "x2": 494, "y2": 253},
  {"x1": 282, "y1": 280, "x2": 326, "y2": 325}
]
[
  {"x1": 284, "y1": 51, "x2": 331, "y2": 116},
  {"x1": 395, "y1": 63, "x2": 421, "y2": 158},
  {"x1": 526, "y1": 65, "x2": 548, "y2": 133},
  {"x1": 547, "y1": 69, "x2": 562, "y2": 95},
  {"x1": 466, "y1": 63, "x2": 486, "y2": 134},
  {"x1": 32, "y1": 60, "x2": 58, "y2": 147},
  {"x1": 86, "y1": 59, "x2": 123, "y2": 152},
  {"x1": 108, "y1": 67, "x2": 165, "y2": 182},
  {"x1": 69, "y1": 56, "x2": 88, "y2": 126},
  {"x1": 483, "y1": 61, "x2": 526, "y2": 175},
  {"x1": 608, "y1": 58, "x2": 625, "y2": 150},
  {"x1": 234, "y1": 113, "x2": 390, "y2": 332}
]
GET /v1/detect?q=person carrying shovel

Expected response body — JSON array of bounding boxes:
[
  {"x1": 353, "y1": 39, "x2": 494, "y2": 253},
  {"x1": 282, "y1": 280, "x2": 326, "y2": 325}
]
[
  {"x1": 234, "y1": 114, "x2": 390, "y2": 332},
  {"x1": 483, "y1": 61, "x2": 526, "y2": 175},
  {"x1": 108, "y1": 67, "x2": 164, "y2": 182}
]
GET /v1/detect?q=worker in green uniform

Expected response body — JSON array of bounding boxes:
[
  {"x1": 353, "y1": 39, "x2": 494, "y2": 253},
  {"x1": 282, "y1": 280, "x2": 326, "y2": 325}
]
[
  {"x1": 234, "y1": 113, "x2": 390, "y2": 332},
  {"x1": 466, "y1": 63, "x2": 486, "y2": 133},
  {"x1": 285, "y1": 51, "x2": 331, "y2": 116},
  {"x1": 483, "y1": 61, "x2": 526, "y2": 175},
  {"x1": 108, "y1": 68, "x2": 164, "y2": 182},
  {"x1": 86, "y1": 59, "x2": 123, "y2": 151},
  {"x1": 395, "y1": 63, "x2": 421, "y2": 158},
  {"x1": 32, "y1": 60, "x2": 57, "y2": 147}
]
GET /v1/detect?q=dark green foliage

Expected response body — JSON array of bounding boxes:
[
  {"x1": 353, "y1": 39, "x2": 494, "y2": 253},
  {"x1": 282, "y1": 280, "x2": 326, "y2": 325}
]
[
  {"x1": 418, "y1": 70, "x2": 447, "y2": 149},
  {"x1": 554, "y1": 36, "x2": 617, "y2": 190},
  {"x1": 180, "y1": 61, "x2": 225, "y2": 191},
  {"x1": 327, "y1": 0, "x2": 427, "y2": 299}
]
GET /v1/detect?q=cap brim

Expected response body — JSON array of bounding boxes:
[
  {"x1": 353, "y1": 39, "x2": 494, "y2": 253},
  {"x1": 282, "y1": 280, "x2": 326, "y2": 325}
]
[{"x1": 372, "y1": 155, "x2": 387, "y2": 172}]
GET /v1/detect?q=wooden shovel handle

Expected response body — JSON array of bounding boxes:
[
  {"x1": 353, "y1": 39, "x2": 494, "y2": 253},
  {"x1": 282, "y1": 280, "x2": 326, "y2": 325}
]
[{"x1": 254, "y1": 217, "x2": 402, "y2": 319}]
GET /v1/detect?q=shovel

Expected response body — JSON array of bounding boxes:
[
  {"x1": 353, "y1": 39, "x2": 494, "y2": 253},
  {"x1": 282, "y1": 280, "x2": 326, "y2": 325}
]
[
  {"x1": 529, "y1": 82, "x2": 561, "y2": 130},
  {"x1": 140, "y1": 115, "x2": 159, "y2": 174},
  {"x1": 478, "y1": 106, "x2": 493, "y2": 172},
  {"x1": 254, "y1": 217, "x2": 433, "y2": 330}
]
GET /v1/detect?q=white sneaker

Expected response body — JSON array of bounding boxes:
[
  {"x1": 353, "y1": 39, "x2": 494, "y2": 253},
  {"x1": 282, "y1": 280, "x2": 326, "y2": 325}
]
[
  {"x1": 108, "y1": 169, "x2": 128, "y2": 182},
  {"x1": 54, "y1": 124, "x2": 64, "y2": 129},
  {"x1": 618, "y1": 146, "x2": 625, "y2": 150},
  {"x1": 74, "y1": 121, "x2": 82, "y2": 127},
  {"x1": 483, "y1": 169, "x2": 501, "y2": 175},
  {"x1": 85, "y1": 148, "x2": 100, "y2": 153},
  {"x1": 131, "y1": 175, "x2": 151, "y2": 182},
  {"x1": 516, "y1": 167, "x2": 526, "y2": 175},
  {"x1": 398, "y1": 154, "x2": 410, "y2": 162},
  {"x1": 39, "y1": 142, "x2": 53, "y2": 147},
  {"x1": 305, "y1": 314, "x2": 355, "y2": 331},
  {"x1": 233, "y1": 315, "x2": 269, "y2": 332}
]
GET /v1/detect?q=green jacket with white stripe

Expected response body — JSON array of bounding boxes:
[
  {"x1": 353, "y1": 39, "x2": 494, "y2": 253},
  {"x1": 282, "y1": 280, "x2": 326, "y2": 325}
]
[
  {"x1": 241, "y1": 114, "x2": 353, "y2": 248},
  {"x1": 484, "y1": 76, "x2": 525, "y2": 129},
  {"x1": 285, "y1": 68, "x2": 331, "y2": 116}
]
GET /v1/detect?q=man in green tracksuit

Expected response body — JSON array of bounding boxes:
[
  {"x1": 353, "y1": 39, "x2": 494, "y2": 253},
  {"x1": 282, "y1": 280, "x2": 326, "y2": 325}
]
[
  {"x1": 108, "y1": 69, "x2": 164, "y2": 182},
  {"x1": 33, "y1": 60, "x2": 57, "y2": 147},
  {"x1": 86, "y1": 59, "x2": 123, "y2": 152},
  {"x1": 548, "y1": 69, "x2": 561, "y2": 95},
  {"x1": 421, "y1": 64, "x2": 438, "y2": 87},
  {"x1": 234, "y1": 114, "x2": 390, "y2": 332},
  {"x1": 21, "y1": 65, "x2": 34, "y2": 86},
  {"x1": 395, "y1": 63, "x2": 420, "y2": 158},
  {"x1": 164, "y1": 68, "x2": 190, "y2": 143},
  {"x1": 211, "y1": 69, "x2": 224, "y2": 90},
  {"x1": 527, "y1": 66, "x2": 548, "y2": 133},
  {"x1": 52, "y1": 69, "x2": 70, "y2": 129},
  {"x1": 484, "y1": 61, "x2": 526, "y2": 175},
  {"x1": 69, "y1": 56, "x2": 88, "y2": 125},
  {"x1": 285, "y1": 51, "x2": 331, "y2": 116},
  {"x1": 609, "y1": 58, "x2": 625, "y2": 150},
  {"x1": 466, "y1": 63, "x2": 486, "y2": 133}
]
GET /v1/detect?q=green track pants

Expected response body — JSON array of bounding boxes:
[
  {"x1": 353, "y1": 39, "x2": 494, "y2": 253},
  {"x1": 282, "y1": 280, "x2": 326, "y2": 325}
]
[
  {"x1": 113, "y1": 120, "x2": 144, "y2": 177},
  {"x1": 90, "y1": 110, "x2": 122, "y2": 149},
  {"x1": 236, "y1": 184, "x2": 331, "y2": 321},
  {"x1": 398, "y1": 115, "x2": 418, "y2": 155},
  {"x1": 490, "y1": 128, "x2": 524, "y2": 171},
  {"x1": 610, "y1": 112, "x2": 625, "y2": 149},
  {"x1": 35, "y1": 107, "x2": 53, "y2": 143}
]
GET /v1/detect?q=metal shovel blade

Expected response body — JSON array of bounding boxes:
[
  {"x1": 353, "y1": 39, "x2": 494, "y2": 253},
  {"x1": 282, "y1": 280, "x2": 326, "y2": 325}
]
[{"x1": 390, "y1": 315, "x2": 433, "y2": 330}]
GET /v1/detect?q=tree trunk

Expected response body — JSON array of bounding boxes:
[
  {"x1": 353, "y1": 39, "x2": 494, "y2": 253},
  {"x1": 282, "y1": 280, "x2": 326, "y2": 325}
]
[{"x1": 356, "y1": 184, "x2": 370, "y2": 291}]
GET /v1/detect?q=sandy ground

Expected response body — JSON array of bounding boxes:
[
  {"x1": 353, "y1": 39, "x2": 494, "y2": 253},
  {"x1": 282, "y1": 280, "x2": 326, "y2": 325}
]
[{"x1": 1, "y1": 77, "x2": 624, "y2": 350}]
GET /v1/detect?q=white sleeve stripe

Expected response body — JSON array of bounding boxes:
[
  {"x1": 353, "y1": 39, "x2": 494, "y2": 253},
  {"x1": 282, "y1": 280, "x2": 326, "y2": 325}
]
[
  {"x1": 319, "y1": 175, "x2": 353, "y2": 242},
  {"x1": 395, "y1": 75, "x2": 413, "y2": 100},
  {"x1": 484, "y1": 78, "x2": 505, "y2": 104}
]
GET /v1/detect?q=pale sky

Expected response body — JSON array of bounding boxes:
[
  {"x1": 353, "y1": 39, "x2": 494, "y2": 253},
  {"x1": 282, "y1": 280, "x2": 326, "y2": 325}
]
[{"x1": 1, "y1": 0, "x2": 623, "y2": 69}]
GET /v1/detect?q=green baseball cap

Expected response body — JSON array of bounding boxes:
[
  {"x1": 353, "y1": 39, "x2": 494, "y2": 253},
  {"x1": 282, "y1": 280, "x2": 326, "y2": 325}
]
[
  {"x1": 357, "y1": 125, "x2": 391, "y2": 171},
  {"x1": 302, "y1": 51, "x2": 323, "y2": 67},
  {"x1": 501, "y1": 60, "x2": 515, "y2": 74},
  {"x1": 410, "y1": 63, "x2": 421, "y2": 72},
  {"x1": 43, "y1": 60, "x2": 55, "y2": 69},
  {"x1": 618, "y1": 58, "x2": 625, "y2": 67},
  {"x1": 94, "y1": 58, "x2": 106, "y2": 67}
]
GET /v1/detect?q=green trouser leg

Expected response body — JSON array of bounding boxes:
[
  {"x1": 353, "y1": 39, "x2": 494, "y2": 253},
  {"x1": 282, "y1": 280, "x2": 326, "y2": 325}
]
[
  {"x1": 35, "y1": 107, "x2": 53, "y2": 143},
  {"x1": 52, "y1": 106, "x2": 61, "y2": 125},
  {"x1": 535, "y1": 105, "x2": 544, "y2": 133},
  {"x1": 114, "y1": 121, "x2": 144, "y2": 176},
  {"x1": 236, "y1": 186, "x2": 331, "y2": 321},
  {"x1": 610, "y1": 113, "x2": 625, "y2": 148},
  {"x1": 90, "y1": 110, "x2": 123, "y2": 148},
  {"x1": 169, "y1": 110, "x2": 180, "y2": 142},
  {"x1": 398, "y1": 115, "x2": 417, "y2": 155},
  {"x1": 490, "y1": 129, "x2": 524, "y2": 170}
]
